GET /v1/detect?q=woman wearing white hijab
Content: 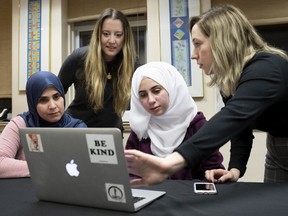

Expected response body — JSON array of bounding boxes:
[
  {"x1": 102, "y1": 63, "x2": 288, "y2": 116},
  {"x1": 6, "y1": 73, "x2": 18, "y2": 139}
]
[{"x1": 126, "y1": 62, "x2": 224, "y2": 180}]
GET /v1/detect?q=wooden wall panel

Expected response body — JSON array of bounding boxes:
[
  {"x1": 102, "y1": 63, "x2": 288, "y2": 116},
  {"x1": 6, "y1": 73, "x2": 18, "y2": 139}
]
[
  {"x1": 67, "y1": 0, "x2": 146, "y2": 21},
  {"x1": 211, "y1": 0, "x2": 288, "y2": 24},
  {"x1": 0, "y1": 0, "x2": 12, "y2": 98}
]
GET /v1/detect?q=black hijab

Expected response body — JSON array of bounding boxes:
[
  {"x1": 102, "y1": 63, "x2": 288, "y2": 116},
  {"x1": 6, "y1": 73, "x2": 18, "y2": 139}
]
[{"x1": 20, "y1": 71, "x2": 86, "y2": 128}]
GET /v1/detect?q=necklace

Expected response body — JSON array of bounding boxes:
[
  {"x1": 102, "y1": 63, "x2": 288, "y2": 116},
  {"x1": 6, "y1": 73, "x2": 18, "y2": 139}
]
[{"x1": 107, "y1": 73, "x2": 112, "y2": 80}]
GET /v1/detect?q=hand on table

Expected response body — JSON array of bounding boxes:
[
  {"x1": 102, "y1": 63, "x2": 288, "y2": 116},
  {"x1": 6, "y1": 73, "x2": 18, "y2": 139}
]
[{"x1": 205, "y1": 168, "x2": 240, "y2": 183}]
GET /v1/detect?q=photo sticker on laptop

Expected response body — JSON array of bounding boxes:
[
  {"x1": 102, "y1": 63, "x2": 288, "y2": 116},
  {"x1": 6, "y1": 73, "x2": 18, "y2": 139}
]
[
  {"x1": 25, "y1": 133, "x2": 44, "y2": 152},
  {"x1": 86, "y1": 134, "x2": 118, "y2": 164}
]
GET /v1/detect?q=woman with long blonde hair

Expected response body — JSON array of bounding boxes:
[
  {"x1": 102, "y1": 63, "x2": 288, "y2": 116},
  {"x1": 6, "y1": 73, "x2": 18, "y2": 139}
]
[{"x1": 59, "y1": 8, "x2": 136, "y2": 130}]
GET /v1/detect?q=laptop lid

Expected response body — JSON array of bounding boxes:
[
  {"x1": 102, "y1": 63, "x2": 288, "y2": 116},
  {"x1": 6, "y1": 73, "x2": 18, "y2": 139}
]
[{"x1": 19, "y1": 127, "x2": 165, "y2": 212}]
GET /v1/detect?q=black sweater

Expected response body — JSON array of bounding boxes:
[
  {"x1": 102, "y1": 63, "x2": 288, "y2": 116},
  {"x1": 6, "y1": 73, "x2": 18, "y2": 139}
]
[
  {"x1": 176, "y1": 52, "x2": 288, "y2": 177},
  {"x1": 58, "y1": 46, "x2": 122, "y2": 129}
]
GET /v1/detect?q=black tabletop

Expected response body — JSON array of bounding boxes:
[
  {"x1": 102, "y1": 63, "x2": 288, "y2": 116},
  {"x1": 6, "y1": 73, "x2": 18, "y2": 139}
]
[{"x1": 0, "y1": 178, "x2": 288, "y2": 216}]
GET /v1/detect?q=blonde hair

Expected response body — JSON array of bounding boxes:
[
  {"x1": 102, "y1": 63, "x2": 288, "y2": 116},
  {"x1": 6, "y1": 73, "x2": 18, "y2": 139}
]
[
  {"x1": 84, "y1": 8, "x2": 136, "y2": 116},
  {"x1": 190, "y1": 5, "x2": 287, "y2": 97}
]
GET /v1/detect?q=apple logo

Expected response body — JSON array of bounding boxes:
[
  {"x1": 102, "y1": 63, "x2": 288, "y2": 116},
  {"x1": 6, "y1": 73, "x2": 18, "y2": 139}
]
[{"x1": 65, "y1": 160, "x2": 80, "y2": 177}]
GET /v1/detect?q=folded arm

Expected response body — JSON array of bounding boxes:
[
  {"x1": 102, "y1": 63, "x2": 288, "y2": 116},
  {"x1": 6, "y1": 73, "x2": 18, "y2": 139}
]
[{"x1": 0, "y1": 116, "x2": 30, "y2": 178}]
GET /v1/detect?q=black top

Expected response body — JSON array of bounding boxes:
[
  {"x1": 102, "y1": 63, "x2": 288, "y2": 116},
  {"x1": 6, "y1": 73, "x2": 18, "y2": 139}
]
[
  {"x1": 176, "y1": 52, "x2": 288, "y2": 176},
  {"x1": 58, "y1": 46, "x2": 122, "y2": 129}
]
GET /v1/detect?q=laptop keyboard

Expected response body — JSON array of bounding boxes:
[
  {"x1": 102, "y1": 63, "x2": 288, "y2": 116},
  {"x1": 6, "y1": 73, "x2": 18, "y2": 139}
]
[{"x1": 133, "y1": 196, "x2": 145, "y2": 203}]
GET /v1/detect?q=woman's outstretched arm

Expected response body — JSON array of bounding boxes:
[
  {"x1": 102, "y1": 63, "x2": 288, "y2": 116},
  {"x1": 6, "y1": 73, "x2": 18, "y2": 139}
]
[{"x1": 125, "y1": 150, "x2": 186, "y2": 186}]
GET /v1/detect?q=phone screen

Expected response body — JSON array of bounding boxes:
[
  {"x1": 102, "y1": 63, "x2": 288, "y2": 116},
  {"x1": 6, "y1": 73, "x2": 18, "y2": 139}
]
[{"x1": 194, "y1": 182, "x2": 217, "y2": 194}]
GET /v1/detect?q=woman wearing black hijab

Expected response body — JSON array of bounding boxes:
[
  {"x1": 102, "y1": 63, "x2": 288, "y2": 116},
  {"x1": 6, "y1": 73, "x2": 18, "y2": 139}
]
[{"x1": 0, "y1": 71, "x2": 86, "y2": 178}]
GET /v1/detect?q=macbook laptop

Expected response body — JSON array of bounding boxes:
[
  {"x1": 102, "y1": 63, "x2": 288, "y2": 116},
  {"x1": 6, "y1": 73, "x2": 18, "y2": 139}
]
[{"x1": 19, "y1": 127, "x2": 165, "y2": 212}]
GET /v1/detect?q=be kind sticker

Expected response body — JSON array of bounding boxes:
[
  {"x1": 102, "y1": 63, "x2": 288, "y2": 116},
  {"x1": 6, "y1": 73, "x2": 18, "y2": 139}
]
[{"x1": 86, "y1": 134, "x2": 118, "y2": 164}]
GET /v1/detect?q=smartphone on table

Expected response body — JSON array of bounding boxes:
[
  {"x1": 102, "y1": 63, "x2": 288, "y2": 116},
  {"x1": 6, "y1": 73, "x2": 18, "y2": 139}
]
[{"x1": 194, "y1": 182, "x2": 217, "y2": 195}]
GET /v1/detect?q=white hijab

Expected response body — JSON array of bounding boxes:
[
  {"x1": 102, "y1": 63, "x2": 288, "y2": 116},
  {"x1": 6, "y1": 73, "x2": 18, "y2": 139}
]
[{"x1": 130, "y1": 62, "x2": 197, "y2": 157}]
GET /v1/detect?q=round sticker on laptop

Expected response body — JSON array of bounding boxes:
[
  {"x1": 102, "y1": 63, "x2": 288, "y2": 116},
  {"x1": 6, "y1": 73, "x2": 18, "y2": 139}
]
[{"x1": 105, "y1": 183, "x2": 126, "y2": 203}]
